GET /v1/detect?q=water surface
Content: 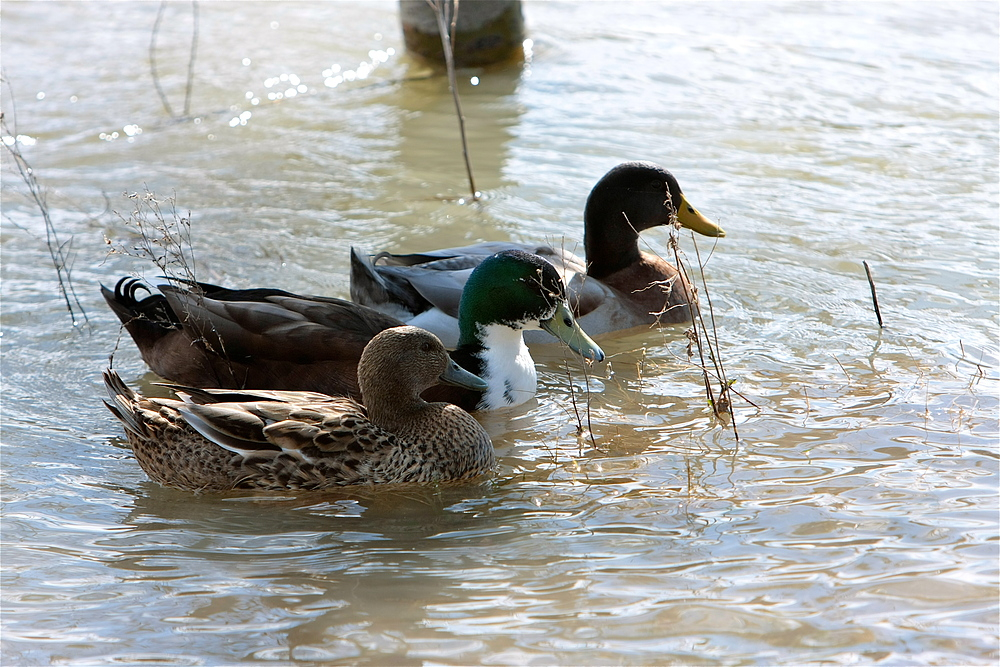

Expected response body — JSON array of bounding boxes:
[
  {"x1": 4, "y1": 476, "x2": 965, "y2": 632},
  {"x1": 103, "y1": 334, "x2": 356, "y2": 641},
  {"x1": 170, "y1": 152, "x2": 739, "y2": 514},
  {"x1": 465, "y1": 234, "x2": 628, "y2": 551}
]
[{"x1": 2, "y1": 2, "x2": 997, "y2": 664}]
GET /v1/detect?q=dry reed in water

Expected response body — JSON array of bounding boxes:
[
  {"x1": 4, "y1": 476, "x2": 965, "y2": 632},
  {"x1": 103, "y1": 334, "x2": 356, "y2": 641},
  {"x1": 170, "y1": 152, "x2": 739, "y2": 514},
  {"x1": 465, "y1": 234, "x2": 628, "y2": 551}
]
[
  {"x1": 106, "y1": 188, "x2": 198, "y2": 286},
  {"x1": 863, "y1": 260, "x2": 884, "y2": 328},
  {"x1": 150, "y1": 0, "x2": 199, "y2": 119},
  {"x1": 425, "y1": 0, "x2": 479, "y2": 200},
  {"x1": 1, "y1": 81, "x2": 90, "y2": 328},
  {"x1": 622, "y1": 202, "x2": 754, "y2": 441}
]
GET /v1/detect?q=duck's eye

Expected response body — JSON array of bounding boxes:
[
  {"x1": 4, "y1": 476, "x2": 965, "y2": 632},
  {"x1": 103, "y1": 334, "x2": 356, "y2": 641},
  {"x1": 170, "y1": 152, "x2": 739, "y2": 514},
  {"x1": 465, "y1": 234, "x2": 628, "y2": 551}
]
[
  {"x1": 564, "y1": 315, "x2": 573, "y2": 328},
  {"x1": 420, "y1": 341, "x2": 432, "y2": 352},
  {"x1": 650, "y1": 179, "x2": 664, "y2": 190}
]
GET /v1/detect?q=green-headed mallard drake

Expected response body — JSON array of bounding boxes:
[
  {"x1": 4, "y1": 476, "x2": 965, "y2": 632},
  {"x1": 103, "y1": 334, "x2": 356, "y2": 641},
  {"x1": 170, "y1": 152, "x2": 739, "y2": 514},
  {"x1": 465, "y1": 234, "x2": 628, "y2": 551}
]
[
  {"x1": 103, "y1": 326, "x2": 496, "y2": 492},
  {"x1": 350, "y1": 161, "x2": 726, "y2": 342},
  {"x1": 102, "y1": 249, "x2": 604, "y2": 412}
]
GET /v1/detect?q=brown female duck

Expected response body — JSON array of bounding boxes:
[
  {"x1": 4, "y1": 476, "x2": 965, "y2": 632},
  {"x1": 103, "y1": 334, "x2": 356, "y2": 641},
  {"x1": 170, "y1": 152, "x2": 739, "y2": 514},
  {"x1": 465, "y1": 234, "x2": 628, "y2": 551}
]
[{"x1": 103, "y1": 326, "x2": 496, "y2": 492}]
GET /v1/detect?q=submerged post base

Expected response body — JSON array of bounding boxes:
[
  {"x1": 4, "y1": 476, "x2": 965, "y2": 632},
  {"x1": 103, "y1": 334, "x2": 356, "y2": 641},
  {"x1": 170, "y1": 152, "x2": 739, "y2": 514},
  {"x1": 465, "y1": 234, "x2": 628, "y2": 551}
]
[{"x1": 399, "y1": 0, "x2": 525, "y2": 68}]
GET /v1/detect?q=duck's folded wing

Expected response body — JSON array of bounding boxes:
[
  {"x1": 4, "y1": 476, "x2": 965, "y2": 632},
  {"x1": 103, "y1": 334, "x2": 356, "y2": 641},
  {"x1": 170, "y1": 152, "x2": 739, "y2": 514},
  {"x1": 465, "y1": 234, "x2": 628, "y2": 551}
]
[
  {"x1": 565, "y1": 272, "x2": 614, "y2": 319},
  {"x1": 163, "y1": 383, "x2": 341, "y2": 406},
  {"x1": 374, "y1": 265, "x2": 473, "y2": 319},
  {"x1": 176, "y1": 397, "x2": 402, "y2": 487},
  {"x1": 177, "y1": 397, "x2": 391, "y2": 455},
  {"x1": 176, "y1": 398, "x2": 371, "y2": 453},
  {"x1": 161, "y1": 286, "x2": 402, "y2": 363},
  {"x1": 372, "y1": 241, "x2": 524, "y2": 266}
]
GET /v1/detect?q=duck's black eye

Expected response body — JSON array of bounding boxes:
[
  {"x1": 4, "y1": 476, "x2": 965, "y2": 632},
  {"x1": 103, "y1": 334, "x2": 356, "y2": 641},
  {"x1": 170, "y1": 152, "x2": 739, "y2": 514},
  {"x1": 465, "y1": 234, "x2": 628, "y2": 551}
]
[
  {"x1": 650, "y1": 179, "x2": 664, "y2": 190},
  {"x1": 420, "y1": 341, "x2": 432, "y2": 352},
  {"x1": 564, "y1": 315, "x2": 573, "y2": 328}
]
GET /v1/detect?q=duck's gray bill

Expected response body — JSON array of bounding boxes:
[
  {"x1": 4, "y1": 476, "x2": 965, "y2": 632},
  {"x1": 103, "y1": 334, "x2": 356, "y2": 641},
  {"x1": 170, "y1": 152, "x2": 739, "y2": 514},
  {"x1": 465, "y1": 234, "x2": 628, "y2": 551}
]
[
  {"x1": 540, "y1": 302, "x2": 606, "y2": 363},
  {"x1": 439, "y1": 358, "x2": 489, "y2": 392}
]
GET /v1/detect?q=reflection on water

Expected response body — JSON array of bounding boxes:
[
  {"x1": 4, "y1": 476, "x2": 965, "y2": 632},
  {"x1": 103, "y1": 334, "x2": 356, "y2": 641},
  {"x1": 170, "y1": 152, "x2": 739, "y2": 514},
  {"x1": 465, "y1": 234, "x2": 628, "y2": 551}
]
[{"x1": 2, "y1": 1, "x2": 998, "y2": 665}]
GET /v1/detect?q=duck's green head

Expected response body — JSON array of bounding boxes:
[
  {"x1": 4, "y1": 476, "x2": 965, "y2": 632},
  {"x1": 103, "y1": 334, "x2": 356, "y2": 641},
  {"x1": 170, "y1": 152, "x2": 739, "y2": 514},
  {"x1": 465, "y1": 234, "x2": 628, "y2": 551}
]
[{"x1": 457, "y1": 250, "x2": 605, "y2": 362}]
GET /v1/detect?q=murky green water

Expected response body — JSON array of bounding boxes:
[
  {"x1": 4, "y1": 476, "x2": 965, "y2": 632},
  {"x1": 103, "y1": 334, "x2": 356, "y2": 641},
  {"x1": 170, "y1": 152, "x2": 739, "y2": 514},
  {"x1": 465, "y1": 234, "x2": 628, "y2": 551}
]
[{"x1": 3, "y1": 2, "x2": 997, "y2": 664}]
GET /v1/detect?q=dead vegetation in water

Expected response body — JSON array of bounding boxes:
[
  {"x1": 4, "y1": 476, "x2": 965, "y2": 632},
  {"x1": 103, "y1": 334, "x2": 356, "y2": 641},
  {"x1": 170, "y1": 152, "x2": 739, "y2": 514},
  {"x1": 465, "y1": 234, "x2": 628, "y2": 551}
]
[
  {"x1": 621, "y1": 202, "x2": 756, "y2": 443},
  {"x1": 150, "y1": 0, "x2": 199, "y2": 120},
  {"x1": 424, "y1": 0, "x2": 479, "y2": 201},
  {"x1": 104, "y1": 188, "x2": 199, "y2": 287},
  {"x1": 1, "y1": 77, "x2": 91, "y2": 329}
]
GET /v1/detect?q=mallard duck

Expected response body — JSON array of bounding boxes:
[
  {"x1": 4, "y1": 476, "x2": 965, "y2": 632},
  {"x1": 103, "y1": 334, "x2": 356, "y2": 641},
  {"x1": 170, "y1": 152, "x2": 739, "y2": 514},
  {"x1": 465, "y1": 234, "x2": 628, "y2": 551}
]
[
  {"x1": 102, "y1": 249, "x2": 604, "y2": 412},
  {"x1": 350, "y1": 161, "x2": 726, "y2": 341},
  {"x1": 103, "y1": 326, "x2": 496, "y2": 492}
]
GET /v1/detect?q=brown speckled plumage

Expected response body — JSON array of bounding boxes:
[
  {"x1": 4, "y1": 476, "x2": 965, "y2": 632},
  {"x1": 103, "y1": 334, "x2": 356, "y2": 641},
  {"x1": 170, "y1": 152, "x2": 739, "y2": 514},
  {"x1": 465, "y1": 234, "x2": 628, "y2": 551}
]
[{"x1": 103, "y1": 327, "x2": 495, "y2": 492}]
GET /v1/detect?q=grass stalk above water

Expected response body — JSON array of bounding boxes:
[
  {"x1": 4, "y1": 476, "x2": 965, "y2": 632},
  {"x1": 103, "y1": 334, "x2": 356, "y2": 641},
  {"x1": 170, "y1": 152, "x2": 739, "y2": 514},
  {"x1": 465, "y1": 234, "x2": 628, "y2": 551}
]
[
  {"x1": 1, "y1": 80, "x2": 90, "y2": 329},
  {"x1": 621, "y1": 203, "x2": 754, "y2": 442},
  {"x1": 425, "y1": 0, "x2": 480, "y2": 201}
]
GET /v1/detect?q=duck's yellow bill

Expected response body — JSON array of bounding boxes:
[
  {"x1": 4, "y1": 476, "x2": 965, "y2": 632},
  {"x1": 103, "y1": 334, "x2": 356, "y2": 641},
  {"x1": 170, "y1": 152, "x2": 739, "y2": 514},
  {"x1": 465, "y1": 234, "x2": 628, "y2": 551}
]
[
  {"x1": 677, "y1": 193, "x2": 726, "y2": 238},
  {"x1": 541, "y1": 302, "x2": 606, "y2": 363}
]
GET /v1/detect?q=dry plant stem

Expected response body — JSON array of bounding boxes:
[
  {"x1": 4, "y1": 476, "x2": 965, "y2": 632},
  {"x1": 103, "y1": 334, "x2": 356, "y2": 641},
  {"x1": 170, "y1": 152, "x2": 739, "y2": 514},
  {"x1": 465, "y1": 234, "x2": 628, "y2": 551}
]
[
  {"x1": 620, "y1": 209, "x2": 743, "y2": 434},
  {"x1": 1, "y1": 96, "x2": 89, "y2": 327},
  {"x1": 108, "y1": 189, "x2": 245, "y2": 384},
  {"x1": 150, "y1": 0, "x2": 200, "y2": 119},
  {"x1": 565, "y1": 361, "x2": 597, "y2": 450},
  {"x1": 669, "y1": 238, "x2": 715, "y2": 402},
  {"x1": 425, "y1": 0, "x2": 479, "y2": 200},
  {"x1": 690, "y1": 236, "x2": 741, "y2": 425},
  {"x1": 863, "y1": 260, "x2": 884, "y2": 328},
  {"x1": 184, "y1": 1, "x2": 199, "y2": 117},
  {"x1": 672, "y1": 232, "x2": 741, "y2": 441},
  {"x1": 150, "y1": 2, "x2": 175, "y2": 118},
  {"x1": 833, "y1": 354, "x2": 852, "y2": 384},
  {"x1": 580, "y1": 361, "x2": 596, "y2": 449},
  {"x1": 958, "y1": 340, "x2": 988, "y2": 379},
  {"x1": 565, "y1": 361, "x2": 584, "y2": 438},
  {"x1": 113, "y1": 188, "x2": 198, "y2": 287}
]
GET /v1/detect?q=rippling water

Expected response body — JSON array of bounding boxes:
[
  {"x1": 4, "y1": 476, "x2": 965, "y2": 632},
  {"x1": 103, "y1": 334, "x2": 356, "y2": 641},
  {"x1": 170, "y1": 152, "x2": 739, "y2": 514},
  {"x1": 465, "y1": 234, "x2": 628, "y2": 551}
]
[{"x1": 2, "y1": 2, "x2": 997, "y2": 664}]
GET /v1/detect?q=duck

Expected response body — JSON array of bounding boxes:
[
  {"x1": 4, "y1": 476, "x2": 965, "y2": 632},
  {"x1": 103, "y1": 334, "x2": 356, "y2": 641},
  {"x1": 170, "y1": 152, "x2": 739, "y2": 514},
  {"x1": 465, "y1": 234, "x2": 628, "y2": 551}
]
[
  {"x1": 350, "y1": 161, "x2": 726, "y2": 342},
  {"x1": 103, "y1": 326, "x2": 497, "y2": 492},
  {"x1": 102, "y1": 249, "x2": 604, "y2": 412}
]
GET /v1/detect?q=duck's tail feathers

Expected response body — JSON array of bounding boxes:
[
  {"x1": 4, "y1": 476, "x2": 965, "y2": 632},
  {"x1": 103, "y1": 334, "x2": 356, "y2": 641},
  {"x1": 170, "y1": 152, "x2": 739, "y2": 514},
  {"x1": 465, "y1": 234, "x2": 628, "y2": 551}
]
[
  {"x1": 349, "y1": 247, "x2": 429, "y2": 320},
  {"x1": 101, "y1": 277, "x2": 183, "y2": 345},
  {"x1": 102, "y1": 368, "x2": 145, "y2": 437}
]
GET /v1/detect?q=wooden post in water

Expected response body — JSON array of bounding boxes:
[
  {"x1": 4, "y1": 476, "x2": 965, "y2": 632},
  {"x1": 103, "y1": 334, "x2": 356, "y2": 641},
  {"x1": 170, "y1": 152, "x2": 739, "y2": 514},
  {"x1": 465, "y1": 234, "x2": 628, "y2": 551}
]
[{"x1": 399, "y1": 0, "x2": 525, "y2": 68}]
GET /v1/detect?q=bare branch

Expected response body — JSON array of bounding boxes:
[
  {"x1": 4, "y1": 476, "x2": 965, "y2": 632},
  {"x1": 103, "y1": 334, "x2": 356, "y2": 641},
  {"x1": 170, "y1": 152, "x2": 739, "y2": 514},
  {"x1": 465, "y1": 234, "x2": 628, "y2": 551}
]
[
  {"x1": 425, "y1": 0, "x2": 479, "y2": 200},
  {"x1": 150, "y1": 2, "x2": 175, "y2": 118},
  {"x1": 1, "y1": 77, "x2": 90, "y2": 328},
  {"x1": 150, "y1": 1, "x2": 199, "y2": 119}
]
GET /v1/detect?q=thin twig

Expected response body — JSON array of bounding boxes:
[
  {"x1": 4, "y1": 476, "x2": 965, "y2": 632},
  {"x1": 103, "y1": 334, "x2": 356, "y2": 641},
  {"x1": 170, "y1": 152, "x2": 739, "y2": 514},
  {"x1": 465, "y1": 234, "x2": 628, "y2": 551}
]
[
  {"x1": 690, "y1": 235, "x2": 740, "y2": 440},
  {"x1": 425, "y1": 0, "x2": 478, "y2": 200},
  {"x1": 863, "y1": 260, "x2": 884, "y2": 328},
  {"x1": 802, "y1": 386, "x2": 810, "y2": 428},
  {"x1": 150, "y1": 1, "x2": 199, "y2": 119},
  {"x1": 106, "y1": 189, "x2": 249, "y2": 383},
  {"x1": 108, "y1": 187, "x2": 198, "y2": 287},
  {"x1": 150, "y1": 1, "x2": 175, "y2": 118},
  {"x1": 565, "y1": 361, "x2": 584, "y2": 437},
  {"x1": 1, "y1": 82, "x2": 90, "y2": 327},
  {"x1": 184, "y1": 1, "x2": 199, "y2": 118},
  {"x1": 654, "y1": 210, "x2": 741, "y2": 440},
  {"x1": 580, "y1": 359, "x2": 596, "y2": 449}
]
